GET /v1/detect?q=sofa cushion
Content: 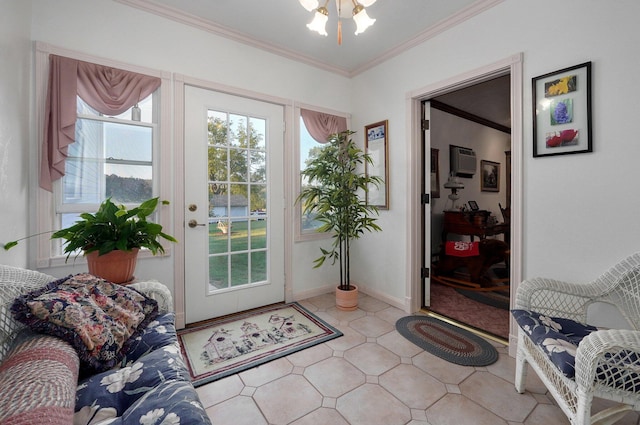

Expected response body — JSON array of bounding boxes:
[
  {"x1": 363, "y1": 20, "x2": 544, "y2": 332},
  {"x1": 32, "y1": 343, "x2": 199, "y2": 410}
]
[
  {"x1": 11, "y1": 273, "x2": 158, "y2": 374},
  {"x1": 0, "y1": 329, "x2": 79, "y2": 424},
  {"x1": 74, "y1": 311, "x2": 211, "y2": 425},
  {"x1": 512, "y1": 309, "x2": 598, "y2": 378}
]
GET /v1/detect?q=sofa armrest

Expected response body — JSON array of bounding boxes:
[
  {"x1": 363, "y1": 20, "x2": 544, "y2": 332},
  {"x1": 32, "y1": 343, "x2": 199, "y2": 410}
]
[
  {"x1": 128, "y1": 280, "x2": 173, "y2": 314},
  {"x1": 0, "y1": 330, "x2": 79, "y2": 424},
  {"x1": 0, "y1": 265, "x2": 55, "y2": 360}
]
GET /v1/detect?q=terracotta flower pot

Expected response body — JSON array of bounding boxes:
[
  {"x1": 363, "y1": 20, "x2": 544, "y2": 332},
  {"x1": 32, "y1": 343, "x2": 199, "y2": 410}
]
[
  {"x1": 86, "y1": 248, "x2": 139, "y2": 284},
  {"x1": 336, "y1": 284, "x2": 358, "y2": 311}
]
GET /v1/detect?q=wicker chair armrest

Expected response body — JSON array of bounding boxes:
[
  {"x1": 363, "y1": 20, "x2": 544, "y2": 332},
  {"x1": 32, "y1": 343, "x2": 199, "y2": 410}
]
[
  {"x1": 515, "y1": 277, "x2": 599, "y2": 321},
  {"x1": 575, "y1": 329, "x2": 640, "y2": 392},
  {"x1": 128, "y1": 280, "x2": 173, "y2": 314}
]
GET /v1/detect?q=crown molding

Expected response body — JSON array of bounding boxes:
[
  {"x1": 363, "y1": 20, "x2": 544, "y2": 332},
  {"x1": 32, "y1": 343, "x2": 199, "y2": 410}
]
[{"x1": 115, "y1": 0, "x2": 503, "y2": 78}]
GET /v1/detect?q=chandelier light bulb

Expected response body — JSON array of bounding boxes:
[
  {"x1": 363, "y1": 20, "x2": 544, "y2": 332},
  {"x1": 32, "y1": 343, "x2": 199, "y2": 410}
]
[
  {"x1": 307, "y1": 7, "x2": 329, "y2": 36},
  {"x1": 352, "y1": 5, "x2": 375, "y2": 35}
]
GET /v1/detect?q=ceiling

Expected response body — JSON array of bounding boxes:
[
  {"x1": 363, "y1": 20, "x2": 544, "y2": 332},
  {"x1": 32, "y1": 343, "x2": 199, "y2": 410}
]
[
  {"x1": 117, "y1": 0, "x2": 499, "y2": 76},
  {"x1": 117, "y1": 0, "x2": 510, "y2": 128}
]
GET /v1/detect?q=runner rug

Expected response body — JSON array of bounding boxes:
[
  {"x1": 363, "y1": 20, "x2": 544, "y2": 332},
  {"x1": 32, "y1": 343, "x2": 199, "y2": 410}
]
[
  {"x1": 177, "y1": 303, "x2": 342, "y2": 387},
  {"x1": 395, "y1": 316, "x2": 498, "y2": 366}
]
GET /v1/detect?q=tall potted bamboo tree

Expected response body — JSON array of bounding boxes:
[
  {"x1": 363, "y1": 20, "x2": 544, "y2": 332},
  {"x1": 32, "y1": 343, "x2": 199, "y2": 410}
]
[{"x1": 297, "y1": 130, "x2": 382, "y2": 310}]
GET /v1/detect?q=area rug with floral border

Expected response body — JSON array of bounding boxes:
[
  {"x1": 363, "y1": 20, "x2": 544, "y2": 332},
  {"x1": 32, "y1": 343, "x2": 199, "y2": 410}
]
[
  {"x1": 177, "y1": 302, "x2": 342, "y2": 387},
  {"x1": 396, "y1": 315, "x2": 498, "y2": 366}
]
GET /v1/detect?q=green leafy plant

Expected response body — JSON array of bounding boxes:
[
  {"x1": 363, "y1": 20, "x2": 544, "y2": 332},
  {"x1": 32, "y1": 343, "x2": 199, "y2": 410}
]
[
  {"x1": 296, "y1": 130, "x2": 382, "y2": 291},
  {"x1": 4, "y1": 197, "x2": 177, "y2": 259}
]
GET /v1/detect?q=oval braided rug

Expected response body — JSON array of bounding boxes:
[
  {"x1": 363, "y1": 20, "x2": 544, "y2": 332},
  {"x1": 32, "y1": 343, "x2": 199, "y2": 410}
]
[{"x1": 395, "y1": 316, "x2": 498, "y2": 366}]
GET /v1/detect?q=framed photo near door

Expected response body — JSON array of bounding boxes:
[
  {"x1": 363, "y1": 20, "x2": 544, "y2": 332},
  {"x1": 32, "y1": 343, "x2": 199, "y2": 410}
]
[
  {"x1": 365, "y1": 120, "x2": 389, "y2": 209},
  {"x1": 532, "y1": 61, "x2": 592, "y2": 157}
]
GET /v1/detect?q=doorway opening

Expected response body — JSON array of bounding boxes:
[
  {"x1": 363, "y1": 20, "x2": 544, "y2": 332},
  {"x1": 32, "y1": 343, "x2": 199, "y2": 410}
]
[{"x1": 407, "y1": 54, "x2": 523, "y2": 350}]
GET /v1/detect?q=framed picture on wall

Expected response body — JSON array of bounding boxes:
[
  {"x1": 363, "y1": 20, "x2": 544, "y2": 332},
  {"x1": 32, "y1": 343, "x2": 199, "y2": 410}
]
[
  {"x1": 481, "y1": 160, "x2": 500, "y2": 192},
  {"x1": 532, "y1": 61, "x2": 592, "y2": 157},
  {"x1": 365, "y1": 120, "x2": 389, "y2": 209}
]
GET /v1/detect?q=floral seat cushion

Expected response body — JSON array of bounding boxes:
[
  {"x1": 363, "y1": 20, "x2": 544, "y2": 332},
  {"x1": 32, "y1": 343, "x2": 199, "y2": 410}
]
[
  {"x1": 511, "y1": 309, "x2": 598, "y2": 378},
  {"x1": 75, "y1": 312, "x2": 211, "y2": 424}
]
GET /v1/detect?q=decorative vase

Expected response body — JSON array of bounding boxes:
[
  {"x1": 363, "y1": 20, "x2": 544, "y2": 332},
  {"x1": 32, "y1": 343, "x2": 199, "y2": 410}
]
[
  {"x1": 336, "y1": 284, "x2": 359, "y2": 311},
  {"x1": 86, "y1": 248, "x2": 139, "y2": 284}
]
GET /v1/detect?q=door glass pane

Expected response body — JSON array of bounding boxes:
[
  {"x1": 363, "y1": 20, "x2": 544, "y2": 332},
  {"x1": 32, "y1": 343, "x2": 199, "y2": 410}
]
[
  {"x1": 207, "y1": 109, "x2": 269, "y2": 293},
  {"x1": 251, "y1": 251, "x2": 267, "y2": 282},
  {"x1": 230, "y1": 253, "x2": 248, "y2": 286},
  {"x1": 209, "y1": 256, "x2": 228, "y2": 289}
]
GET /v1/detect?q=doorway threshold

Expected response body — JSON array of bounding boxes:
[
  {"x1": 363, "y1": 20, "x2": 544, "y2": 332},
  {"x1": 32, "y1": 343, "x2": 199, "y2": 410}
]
[{"x1": 421, "y1": 308, "x2": 508, "y2": 346}]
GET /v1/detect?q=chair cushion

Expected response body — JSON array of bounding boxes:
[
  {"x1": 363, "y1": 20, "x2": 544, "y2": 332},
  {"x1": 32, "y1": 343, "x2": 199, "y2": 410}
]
[
  {"x1": 512, "y1": 309, "x2": 598, "y2": 378},
  {"x1": 11, "y1": 273, "x2": 158, "y2": 374}
]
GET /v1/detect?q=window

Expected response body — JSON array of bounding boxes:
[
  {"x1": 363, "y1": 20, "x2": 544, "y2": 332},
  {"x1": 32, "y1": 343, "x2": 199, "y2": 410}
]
[
  {"x1": 34, "y1": 43, "x2": 171, "y2": 266},
  {"x1": 295, "y1": 106, "x2": 349, "y2": 241},
  {"x1": 57, "y1": 95, "x2": 158, "y2": 243}
]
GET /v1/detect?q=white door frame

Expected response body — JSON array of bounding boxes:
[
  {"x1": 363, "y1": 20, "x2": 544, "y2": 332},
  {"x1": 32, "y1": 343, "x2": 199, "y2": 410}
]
[
  {"x1": 405, "y1": 53, "x2": 523, "y2": 355},
  {"x1": 173, "y1": 75, "x2": 294, "y2": 329}
]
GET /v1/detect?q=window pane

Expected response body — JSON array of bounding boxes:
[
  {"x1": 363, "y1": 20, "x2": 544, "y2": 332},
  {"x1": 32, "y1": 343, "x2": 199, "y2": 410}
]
[
  {"x1": 250, "y1": 219, "x2": 267, "y2": 249},
  {"x1": 250, "y1": 150, "x2": 266, "y2": 183},
  {"x1": 229, "y1": 114, "x2": 247, "y2": 147},
  {"x1": 249, "y1": 117, "x2": 266, "y2": 150},
  {"x1": 208, "y1": 110, "x2": 228, "y2": 147},
  {"x1": 251, "y1": 251, "x2": 267, "y2": 283},
  {"x1": 208, "y1": 146, "x2": 228, "y2": 181},
  {"x1": 299, "y1": 116, "x2": 324, "y2": 232},
  {"x1": 229, "y1": 148, "x2": 248, "y2": 182},
  {"x1": 231, "y1": 253, "x2": 248, "y2": 286},
  {"x1": 209, "y1": 255, "x2": 228, "y2": 289},
  {"x1": 64, "y1": 118, "x2": 153, "y2": 206}
]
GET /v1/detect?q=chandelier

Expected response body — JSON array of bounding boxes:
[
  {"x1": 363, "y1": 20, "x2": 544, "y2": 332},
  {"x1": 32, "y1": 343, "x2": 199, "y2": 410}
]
[{"x1": 299, "y1": 0, "x2": 377, "y2": 44}]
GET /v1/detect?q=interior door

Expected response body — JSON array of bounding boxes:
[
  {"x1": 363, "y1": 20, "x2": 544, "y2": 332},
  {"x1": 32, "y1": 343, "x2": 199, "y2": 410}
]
[
  {"x1": 183, "y1": 85, "x2": 285, "y2": 324},
  {"x1": 423, "y1": 101, "x2": 432, "y2": 307}
]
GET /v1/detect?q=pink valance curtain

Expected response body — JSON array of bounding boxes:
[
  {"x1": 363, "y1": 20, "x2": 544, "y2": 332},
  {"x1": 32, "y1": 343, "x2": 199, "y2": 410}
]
[
  {"x1": 300, "y1": 108, "x2": 348, "y2": 144},
  {"x1": 39, "y1": 55, "x2": 161, "y2": 191}
]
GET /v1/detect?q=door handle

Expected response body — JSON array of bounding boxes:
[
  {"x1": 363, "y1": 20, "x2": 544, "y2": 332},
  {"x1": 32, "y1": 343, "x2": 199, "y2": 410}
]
[{"x1": 188, "y1": 219, "x2": 206, "y2": 228}]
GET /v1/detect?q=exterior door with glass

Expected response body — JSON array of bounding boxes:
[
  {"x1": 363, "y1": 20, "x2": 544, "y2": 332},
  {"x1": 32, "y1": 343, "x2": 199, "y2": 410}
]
[{"x1": 184, "y1": 86, "x2": 285, "y2": 324}]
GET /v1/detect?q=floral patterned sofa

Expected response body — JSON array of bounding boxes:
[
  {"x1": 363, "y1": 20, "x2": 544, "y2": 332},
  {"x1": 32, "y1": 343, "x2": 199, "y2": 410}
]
[{"x1": 0, "y1": 264, "x2": 212, "y2": 425}]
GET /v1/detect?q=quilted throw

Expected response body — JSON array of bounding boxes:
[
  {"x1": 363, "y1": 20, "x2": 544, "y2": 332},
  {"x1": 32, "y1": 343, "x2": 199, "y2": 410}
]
[
  {"x1": 11, "y1": 273, "x2": 158, "y2": 373},
  {"x1": 511, "y1": 309, "x2": 598, "y2": 378}
]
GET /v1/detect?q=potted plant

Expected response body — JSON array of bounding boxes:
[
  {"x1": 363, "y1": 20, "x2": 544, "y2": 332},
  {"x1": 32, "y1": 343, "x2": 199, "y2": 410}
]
[
  {"x1": 297, "y1": 130, "x2": 382, "y2": 310},
  {"x1": 4, "y1": 197, "x2": 177, "y2": 284}
]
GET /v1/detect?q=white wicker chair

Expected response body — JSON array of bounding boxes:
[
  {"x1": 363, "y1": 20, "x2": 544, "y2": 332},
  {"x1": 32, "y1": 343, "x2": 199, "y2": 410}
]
[{"x1": 514, "y1": 252, "x2": 640, "y2": 425}]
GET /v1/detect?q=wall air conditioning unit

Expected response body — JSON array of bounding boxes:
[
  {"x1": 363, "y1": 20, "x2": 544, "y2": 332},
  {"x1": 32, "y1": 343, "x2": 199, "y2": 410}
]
[{"x1": 450, "y1": 145, "x2": 477, "y2": 176}]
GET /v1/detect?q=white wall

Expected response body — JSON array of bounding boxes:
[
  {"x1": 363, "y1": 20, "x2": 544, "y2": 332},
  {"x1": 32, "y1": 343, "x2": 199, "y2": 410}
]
[
  {"x1": 350, "y1": 0, "x2": 640, "y2": 306},
  {"x1": 0, "y1": 0, "x2": 32, "y2": 269}
]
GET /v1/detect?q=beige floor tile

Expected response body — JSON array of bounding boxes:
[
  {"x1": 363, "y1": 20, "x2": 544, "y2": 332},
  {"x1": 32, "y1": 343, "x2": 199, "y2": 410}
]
[
  {"x1": 348, "y1": 315, "x2": 394, "y2": 337},
  {"x1": 238, "y1": 356, "x2": 293, "y2": 387},
  {"x1": 286, "y1": 342, "x2": 334, "y2": 367},
  {"x1": 356, "y1": 295, "x2": 390, "y2": 312},
  {"x1": 412, "y1": 351, "x2": 474, "y2": 384},
  {"x1": 375, "y1": 305, "x2": 408, "y2": 325},
  {"x1": 426, "y1": 393, "x2": 507, "y2": 425},
  {"x1": 290, "y1": 407, "x2": 350, "y2": 425},
  {"x1": 206, "y1": 395, "x2": 267, "y2": 425},
  {"x1": 304, "y1": 293, "x2": 336, "y2": 310},
  {"x1": 377, "y1": 330, "x2": 424, "y2": 357},
  {"x1": 379, "y1": 364, "x2": 447, "y2": 409},
  {"x1": 325, "y1": 327, "x2": 366, "y2": 351},
  {"x1": 460, "y1": 371, "x2": 537, "y2": 422},
  {"x1": 344, "y1": 342, "x2": 399, "y2": 375},
  {"x1": 304, "y1": 356, "x2": 366, "y2": 397},
  {"x1": 523, "y1": 403, "x2": 570, "y2": 425},
  {"x1": 196, "y1": 374, "x2": 244, "y2": 408},
  {"x1": 337, "y1": 383, "x2": 411, "y2": 425},
  {"x1": 253, "y1": 374, "x2": 322, "y2": 424}
]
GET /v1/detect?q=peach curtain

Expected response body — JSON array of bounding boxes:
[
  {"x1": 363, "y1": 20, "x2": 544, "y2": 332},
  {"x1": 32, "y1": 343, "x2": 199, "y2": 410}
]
[
  {"x1": 300, "y1": 108, "x2": 347, "y2": 144},
  {"x1": 40, "y1": 55, "x2": 161, "y2": 191}
]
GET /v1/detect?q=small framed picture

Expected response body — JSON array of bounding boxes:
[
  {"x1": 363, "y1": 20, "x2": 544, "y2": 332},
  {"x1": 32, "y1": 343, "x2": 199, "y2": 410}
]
[
  {"x1": 532, "y1": 62, "x2": 592, "y2": 157},
  {"x1": 481, "y1": 160, "x2": 500, "y2": 192},
  {"x1": 468, "y1": 200, "x2": 479, "y2": 211}
]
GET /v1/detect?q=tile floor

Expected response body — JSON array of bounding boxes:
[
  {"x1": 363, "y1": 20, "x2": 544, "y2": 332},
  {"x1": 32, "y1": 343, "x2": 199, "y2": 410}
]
[{"x1": 196, "y1": 292, "x2": 640, "y2": 425}]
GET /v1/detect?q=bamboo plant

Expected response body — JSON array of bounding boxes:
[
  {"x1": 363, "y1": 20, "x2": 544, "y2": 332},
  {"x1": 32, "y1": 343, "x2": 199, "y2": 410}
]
[{"x1": 297, "y1": 130, "x2": 382, "y2": 291}]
